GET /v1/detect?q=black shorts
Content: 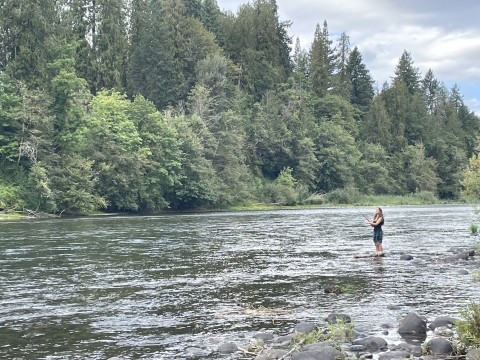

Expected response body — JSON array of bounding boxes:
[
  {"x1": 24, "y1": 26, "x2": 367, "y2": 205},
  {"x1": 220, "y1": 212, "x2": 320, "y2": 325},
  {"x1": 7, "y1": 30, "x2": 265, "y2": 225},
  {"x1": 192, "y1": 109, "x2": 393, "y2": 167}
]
[{"x1": 373, "y1": 230, "x2": 383, "y2": 243}]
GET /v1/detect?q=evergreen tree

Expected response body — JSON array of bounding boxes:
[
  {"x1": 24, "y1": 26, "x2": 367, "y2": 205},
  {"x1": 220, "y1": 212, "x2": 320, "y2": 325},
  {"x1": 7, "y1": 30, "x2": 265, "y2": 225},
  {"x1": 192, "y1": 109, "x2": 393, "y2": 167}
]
[
  {"x1": 309, "y1": 21, "x2": 335, "y2": 98},
  {"x1": 346, "y1": 46, "x2": 374, "y2": 107},
  {"x1": 292, "y1": 37, "x2": 309, "y2": 91},
  {"x1": 129, "y1": 0, "x2": 178, "y2": 109},
  {"x1": 200, "y1": 0, "x2": 224, "y2": 45},
  {"x1": 332, "y1": 32, "x2": 351, "y2": 99},
  {"x1": 394, "y1": 50, "x2": 421, "y2": 95},
  {"x1": 185, "y1": 0, "x2": 202, "y2": 19},
  {"x1": 422, "y1": 68, "x2": 439, "y2": 114}
]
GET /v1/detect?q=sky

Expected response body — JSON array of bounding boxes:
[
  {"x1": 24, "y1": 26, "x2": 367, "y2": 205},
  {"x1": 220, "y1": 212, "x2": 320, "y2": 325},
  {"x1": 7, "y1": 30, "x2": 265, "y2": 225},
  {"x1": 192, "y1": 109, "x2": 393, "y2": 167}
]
[{"x1": 217, "y1": 0, "x2": 480, "y2": 114}]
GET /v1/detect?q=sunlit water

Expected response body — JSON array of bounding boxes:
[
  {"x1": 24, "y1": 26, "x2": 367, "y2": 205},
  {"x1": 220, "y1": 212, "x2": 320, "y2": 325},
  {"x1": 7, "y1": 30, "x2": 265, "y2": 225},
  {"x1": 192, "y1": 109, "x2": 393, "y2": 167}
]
[{"x1": 1, "y1": 205, "x2": 479, "y2": 359}]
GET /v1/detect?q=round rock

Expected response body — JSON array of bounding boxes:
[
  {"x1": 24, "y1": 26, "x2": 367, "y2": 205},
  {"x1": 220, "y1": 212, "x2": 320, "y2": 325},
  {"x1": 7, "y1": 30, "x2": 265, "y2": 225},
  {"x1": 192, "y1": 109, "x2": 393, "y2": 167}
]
[
  {"x1": 398, "y1": 312, "x2": 427, "y2": 335},
  {"x1": 218, "y1": 342, "x2": 238, "y2": 354},
  {"x1": 426, "y1": 338, "x2": 453, "y2": 355},
  {"x1": 295, "y1": 322, "x2": 319, "y2": 334}
]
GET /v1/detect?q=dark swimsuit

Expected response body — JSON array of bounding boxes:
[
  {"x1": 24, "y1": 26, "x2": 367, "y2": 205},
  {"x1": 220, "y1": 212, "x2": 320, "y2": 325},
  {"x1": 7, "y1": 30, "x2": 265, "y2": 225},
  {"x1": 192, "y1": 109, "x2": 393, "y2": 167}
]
[{"x1": 373, "y1": 219, "x2": 384, "y2": 243}]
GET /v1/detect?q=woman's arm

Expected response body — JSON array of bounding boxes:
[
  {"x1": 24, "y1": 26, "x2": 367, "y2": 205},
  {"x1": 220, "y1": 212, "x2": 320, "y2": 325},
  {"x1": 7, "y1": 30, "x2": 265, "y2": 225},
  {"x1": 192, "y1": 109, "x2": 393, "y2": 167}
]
[{"x1": 367, "y1": 216, "x2": 383, "y2": 226}]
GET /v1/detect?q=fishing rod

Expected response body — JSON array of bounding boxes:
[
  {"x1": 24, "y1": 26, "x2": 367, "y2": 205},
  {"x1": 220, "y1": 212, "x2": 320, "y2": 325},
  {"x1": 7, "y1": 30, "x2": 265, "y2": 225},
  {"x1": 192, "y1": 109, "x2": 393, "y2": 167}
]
[{"x1": 353, "y1": 205, "x2": 370, "y2": 222}]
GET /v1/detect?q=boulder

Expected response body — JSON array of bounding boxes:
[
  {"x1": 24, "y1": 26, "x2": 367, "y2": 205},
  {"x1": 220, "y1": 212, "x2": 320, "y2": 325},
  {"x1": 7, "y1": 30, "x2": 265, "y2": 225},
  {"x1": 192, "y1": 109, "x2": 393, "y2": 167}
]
[
  {"x1": 458, "y1": 269, "x2": 470, "y2": 275},
  {"x1": 301, "y1": 345, "x2": 344, "y2": 360},
  {"x1": 218, "y1": 342, "x2": 238, "y2": 354},
  {"x1": 292, "y1": 351, "x2": 334, "y2": 360},
  {"x1": 467, "y1": 348, "x2": 480, "y2": 360},
  {"x1": 397, "y1": 342, "x2": 422, "y2": 356},
  {"x1": 325, "y1": 313, "x2": 351, "y2": 324},
  {"x1": 185, "y1": 347, "x2": 210, "y2": 356},
  {"x1": 428, "y1": 316, "x2": 457, "y2": 330},
  {"x1": 273, "y1": 333, "x2": 295, "y2": 345},
  {"x1": 378, "y1": 350, "x2": 411, "y2": 360},
  {"x1": 253, "y1": 332, "x2": 274, "y2": 341},
  {"x1": 398, "y1": 312, "x2": 427, "y2": 335},
  {"x1": 349, "y1": 345, "x2": 367, "y2": 352},
  {"x1": 426, "y1": 338, "x2": 453, "y2": 355},
  {"x1": 400, "y1": 254, "x2": 413, "y2": 260},
  {"x1": 295, "y1": 322, "x2": 319, "y2": 334},
  {"x1": 255, "y1": 349, "x2": 288, "y2": 360},
  {"x1": 352, "y1": 336, "x2": 387, "y2": 351}
]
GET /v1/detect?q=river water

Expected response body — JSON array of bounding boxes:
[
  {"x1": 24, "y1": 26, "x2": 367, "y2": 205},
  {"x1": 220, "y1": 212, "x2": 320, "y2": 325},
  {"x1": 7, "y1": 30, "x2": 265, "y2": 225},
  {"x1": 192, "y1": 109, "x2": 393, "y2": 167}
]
[{"x1": 0, "y1": 205, "x2": 479, "y2": 359}]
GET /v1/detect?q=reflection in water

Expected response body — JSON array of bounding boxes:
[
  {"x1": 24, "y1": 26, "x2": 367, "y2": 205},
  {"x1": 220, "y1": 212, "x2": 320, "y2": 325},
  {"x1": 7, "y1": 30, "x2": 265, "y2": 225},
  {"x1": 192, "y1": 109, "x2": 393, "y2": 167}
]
[{"x1": 0, "y1": 205, "x2": 478, "y2": 359}]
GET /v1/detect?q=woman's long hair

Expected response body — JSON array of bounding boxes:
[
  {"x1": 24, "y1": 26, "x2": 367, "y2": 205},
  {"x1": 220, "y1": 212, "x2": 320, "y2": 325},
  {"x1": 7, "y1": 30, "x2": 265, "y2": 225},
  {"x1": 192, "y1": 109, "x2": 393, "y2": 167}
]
[{"x1": 374, "y1": 207, "x2": 384, "y2": 223}]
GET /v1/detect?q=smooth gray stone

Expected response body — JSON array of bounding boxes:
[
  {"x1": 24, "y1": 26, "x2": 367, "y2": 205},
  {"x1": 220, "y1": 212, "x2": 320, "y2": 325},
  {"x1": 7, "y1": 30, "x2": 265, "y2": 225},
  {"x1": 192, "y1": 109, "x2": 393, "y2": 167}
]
[
  {"x1": 292, "y1": 351, "x2": 335, "y2": 360},
  {"x1": 253, "y1": 332, "x2": 274, "y2": 341},
  {"x1": 273, "y1": 333, "x2": 295, "y2": 344},
  {"x1": 295, "y1": 322, "x2": 319, "y2": 334},
  {"x1": 218, "y1": 342, "x2": 238, "y2": 354},
  {"x1": 398, "y1": 312, "x2": 427, "y2": 335},
  {"x1": 301, "y1": 345, "x2": 344, "y2": 360},
  {"x1": 428, "y1": 316, "x2": 457, "y2": 330},
  {"x1": 400, "y1": 254, "x2": 414, "y2": 260},
  {"x1": 255, "y1": 348, "x2": 288, "y2": 360},
  {"x1": 467, "y1": 348, "x2": 480, "y2": 360},
  {"x1": 426, "y1": 338, "x2": 453, "y2": 355},
  {"x1": 352, "y1": 336, "x2": 387, "y2": 350},
  {"x1": 458, "y1": 269, "x2": 469, "y2": 275},
  {"x1": 378, "y1": 350, "x2": 411, "y2": 360},
  {"x1": 185, "y1": 347, "x2": 210, "y2": 356},
  {"x1": 349, "y1": 345, "x2": 367, "y2": 352}
]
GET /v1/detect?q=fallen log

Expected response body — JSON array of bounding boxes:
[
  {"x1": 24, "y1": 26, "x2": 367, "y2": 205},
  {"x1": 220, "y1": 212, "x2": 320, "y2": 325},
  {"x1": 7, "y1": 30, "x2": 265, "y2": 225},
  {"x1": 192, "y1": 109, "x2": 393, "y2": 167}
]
[{"x1": 354, "y1": 252, "x2": 385, "y2": 259}]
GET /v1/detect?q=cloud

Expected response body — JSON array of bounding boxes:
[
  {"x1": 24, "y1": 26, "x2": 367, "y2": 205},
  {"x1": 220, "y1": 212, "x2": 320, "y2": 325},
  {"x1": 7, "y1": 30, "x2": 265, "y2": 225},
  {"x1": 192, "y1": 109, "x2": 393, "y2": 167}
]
[{"x1": 217, "y1": 0, "x2": 480, "y2": 113}]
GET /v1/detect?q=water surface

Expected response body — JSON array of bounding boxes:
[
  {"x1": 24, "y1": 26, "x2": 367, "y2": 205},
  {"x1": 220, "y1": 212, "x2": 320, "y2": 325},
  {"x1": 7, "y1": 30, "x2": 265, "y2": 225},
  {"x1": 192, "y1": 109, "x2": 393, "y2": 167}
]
[{"x1": 0, "y1": 205, "x2": 479, "y2": 359}]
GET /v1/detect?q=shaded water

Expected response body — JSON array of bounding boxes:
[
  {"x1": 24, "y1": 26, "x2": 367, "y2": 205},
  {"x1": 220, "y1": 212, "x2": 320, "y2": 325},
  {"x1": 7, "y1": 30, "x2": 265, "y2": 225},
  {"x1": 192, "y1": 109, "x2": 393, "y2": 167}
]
[{"x1": 1, "y1": 205, "x2": 479, "y2": 359}]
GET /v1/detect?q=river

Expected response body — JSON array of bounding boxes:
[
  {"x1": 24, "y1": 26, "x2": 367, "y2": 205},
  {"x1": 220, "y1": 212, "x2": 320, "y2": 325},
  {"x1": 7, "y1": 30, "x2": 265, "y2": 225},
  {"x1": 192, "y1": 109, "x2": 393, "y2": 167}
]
[{"x1": 0, "y1": 205, "x2": 479, "y2": 359}]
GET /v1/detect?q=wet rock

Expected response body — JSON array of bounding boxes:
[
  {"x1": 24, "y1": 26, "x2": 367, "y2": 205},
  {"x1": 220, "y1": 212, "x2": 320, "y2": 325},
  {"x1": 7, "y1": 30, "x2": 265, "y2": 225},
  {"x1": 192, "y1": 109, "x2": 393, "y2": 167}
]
[
  {"x1": 378, "y1": 350, "x2": 411, "y2": 360},
  {"x1": 349, "y1": 345, "x2": 367, "y2": 352},
  {"x1": 458, "y1": 269, "x2": 469, "y2": 275},
  {"x1": 254, "y1": 332, "x2": 274, "y2": 341},
  {"x1": 382, "y1": 330, "x2": 389, "y2": 336},
  {"x1": 428, "y1": 316, "x2": 457, "y2": 330},
  {"x1": 301, "y1": 345, "x2": 344, "y2": 359},
  {"x1": 397, "y1": 342, "x2": 422, "y2": 356},
  {"x1": 398, "y1": 312, "x2": 427, "y2": 335},
  {"x1": 380, "y1": 322, "x2": 395, "y2": 329},
  {"x1": 185, "y1": 347, "x2": 210, "y2": 356},
  {"x1": 426, "y1": 338, "x2": 453, "y2": 355},
  {"x1": 203, "y1": 337, "x2": 222, "y2": 344},
  {"x1": 467, "y1": 348, "x2": 480, "y2": 360},
  {"x1": 295, "y1": 322, "x2": 319, "y2": 334},
  {"x1": 218, "y1": 342, "x2": 238, "y2": 354},
  {"x1": 400, "y1": 254, "x2": 413, "y2": 260},
  {"x1": 292, "y1": 351, "x2": 334, "y2": 360},
  {"x1": 387, "y1": 305, "x2": 403, "y2": 310},
  {"x1": 325, "y1": 313, "x2": 351, "y2": 324},
  {"x1": 352, "y1": 336, "x2": 387, "y2": 351},
  {"x1": 359, "y1": 354, "x2": 373, "y2": 359},
  {"x1": 255, "y1": 348, "x2": 288, "y2": 360},
  {"x1": 434, "y1": 326, "x2": 454, "y2": 337},
  {"x1": 303, "y1": 342, "x2": 327, "y2": 350},
  {"x1": 273, "y1": 333, "x2": 295, "y2": 345},
  {"x1": 324, "y1": 285, "x2": 343, "y2": 294}
]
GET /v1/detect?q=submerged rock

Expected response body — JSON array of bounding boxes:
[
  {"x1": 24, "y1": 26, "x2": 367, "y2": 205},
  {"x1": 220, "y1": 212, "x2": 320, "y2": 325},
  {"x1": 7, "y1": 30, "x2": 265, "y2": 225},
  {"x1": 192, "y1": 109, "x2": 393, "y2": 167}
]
[
  {"x1": 292, "y1": 350, "x2": 334, "y2": 360},
  {"x1": 400, "y1": 254, "x2": 413, "y2": 260},
  {"x1": 325, "y1": 313, "x2": 351, "y2": 324},
  {"x1": 378, "y1": 350, "x2": 411, "y2": 360}
]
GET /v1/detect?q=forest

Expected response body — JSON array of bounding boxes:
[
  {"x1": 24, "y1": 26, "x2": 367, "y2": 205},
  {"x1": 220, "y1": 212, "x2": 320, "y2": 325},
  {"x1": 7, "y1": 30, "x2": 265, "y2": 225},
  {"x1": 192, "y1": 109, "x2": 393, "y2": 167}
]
[{"x1": 0, "y1": 0, "x2": 479, "y2": 214}]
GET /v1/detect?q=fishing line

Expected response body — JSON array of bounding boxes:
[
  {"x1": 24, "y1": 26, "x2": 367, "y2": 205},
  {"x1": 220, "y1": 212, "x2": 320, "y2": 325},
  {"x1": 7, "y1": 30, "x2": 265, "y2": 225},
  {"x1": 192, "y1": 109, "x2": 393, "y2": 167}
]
[{"x1": 353, "y1": 205, "x2": 370, "y2": 222}]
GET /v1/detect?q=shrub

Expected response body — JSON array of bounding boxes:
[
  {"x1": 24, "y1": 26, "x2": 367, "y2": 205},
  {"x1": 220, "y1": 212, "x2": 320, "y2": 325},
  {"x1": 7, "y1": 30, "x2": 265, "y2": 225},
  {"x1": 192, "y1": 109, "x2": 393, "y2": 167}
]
[
  {"x1": 470, "y1": 223, "x2": 478, "y2": 234},
  {"x1": 456, "y1": 301, "x2": 480, "y2": 348},
  {"x1": 325, "y1": 186, "x2": 361, "y2": 204}
]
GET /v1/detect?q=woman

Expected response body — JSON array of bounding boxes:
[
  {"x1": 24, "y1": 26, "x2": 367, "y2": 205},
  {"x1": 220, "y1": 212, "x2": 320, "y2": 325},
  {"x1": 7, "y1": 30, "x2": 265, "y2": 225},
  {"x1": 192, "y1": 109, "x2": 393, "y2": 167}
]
[{"x1": 366, "y1": 207, "x2": 384, "y2": 253}]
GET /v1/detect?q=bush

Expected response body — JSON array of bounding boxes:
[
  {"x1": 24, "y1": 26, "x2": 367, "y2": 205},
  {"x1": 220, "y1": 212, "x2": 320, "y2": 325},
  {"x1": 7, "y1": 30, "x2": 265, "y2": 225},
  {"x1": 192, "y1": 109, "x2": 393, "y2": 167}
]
[
  {"x1": 413, "y1": 190, "x2": 437, "y2": 203},
  {"x1": 470, "y1": 223, "x2": 478, "y2": 234},
  {"x1": 325, "y1": 186, "x2": 361, "y2": 204},
  {"x1": 456, "y1": 301, "x2": 480, "y2": 348},
  {"x1": 0, "y1": 182, "x2": 24, "y2": 211}
]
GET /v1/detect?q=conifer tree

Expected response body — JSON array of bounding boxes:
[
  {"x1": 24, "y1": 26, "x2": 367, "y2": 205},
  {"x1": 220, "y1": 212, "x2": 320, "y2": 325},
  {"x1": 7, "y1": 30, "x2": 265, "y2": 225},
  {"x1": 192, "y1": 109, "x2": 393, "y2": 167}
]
[
  {"x1": 346, "y1": 46, "x2": 374, "y2": 107},
  {"x1": 332, "y1": 32, "x2": 351, "y2": 99},
  {"x1": 309, "y1": 21, "x2": 335, "y2": 97},
  {"x1": 394, "y1": 50, "x2": 421, "y2": 95}
]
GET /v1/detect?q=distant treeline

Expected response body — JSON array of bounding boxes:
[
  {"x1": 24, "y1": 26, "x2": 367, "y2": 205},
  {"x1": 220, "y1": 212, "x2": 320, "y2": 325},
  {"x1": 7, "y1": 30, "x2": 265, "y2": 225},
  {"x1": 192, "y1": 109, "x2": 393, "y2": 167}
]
[{"x1": 0, "y1": 0, "x2": 478, "y2": 213}]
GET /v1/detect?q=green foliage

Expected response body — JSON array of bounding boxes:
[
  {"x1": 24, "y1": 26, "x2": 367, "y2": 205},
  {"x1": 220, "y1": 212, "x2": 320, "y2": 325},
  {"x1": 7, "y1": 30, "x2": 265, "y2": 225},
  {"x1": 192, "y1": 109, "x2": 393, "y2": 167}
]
[
  {"x1": 0, "y1": 182, "x2": 23, "y2": 210},
  {"x1": 456, "y1": 301, "x2": 480, "y2": 348},
  {"x1": 470, "y1": 223, "x2": 478, "y2": 234}
]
